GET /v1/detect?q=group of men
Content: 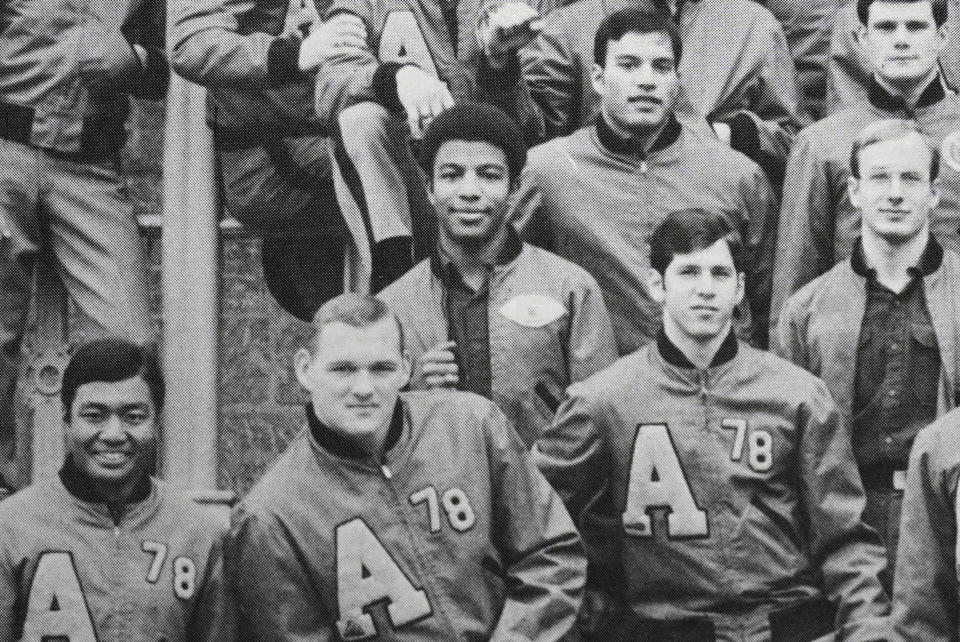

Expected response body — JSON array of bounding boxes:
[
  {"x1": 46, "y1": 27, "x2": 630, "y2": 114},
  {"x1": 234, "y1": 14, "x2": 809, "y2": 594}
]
[{"x1": 5, "y1": 0, "x2": 960, "y2": 639}]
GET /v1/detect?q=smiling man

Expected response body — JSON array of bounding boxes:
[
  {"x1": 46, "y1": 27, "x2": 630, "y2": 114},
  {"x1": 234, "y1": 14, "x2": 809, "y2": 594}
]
[
  {"x1": 512, "y1": 6, "x2": 778, "y2": 352},
  {"x1": 771, "y1": 0, "x2": 960, "y2": 329},
  {"x1": 0, "y1": 338, "x2": 233, "y2": 641},
  {"x1": 535, "y1": 209, "x2": 890, "y2": 640},
  {"x1": 228, "y1": 292, "x2": 585, "y2": 640},
  {"x1": 378, "y1": 102, "x2": 616, "y2": 447},
  {"x1": 776, "y1": 120, "x2": 960, "y2": 592}
]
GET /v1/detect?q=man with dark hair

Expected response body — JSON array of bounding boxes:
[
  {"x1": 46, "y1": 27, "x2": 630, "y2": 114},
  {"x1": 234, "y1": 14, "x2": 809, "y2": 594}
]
[
  {"x1": 775, "y1": 120, "x2": 960, "y2": 592},
  {"x1": 379, "y1": 102, "x2": 616, "y2": 447},
  {"x1": 521, "y1": 0, "x2": 801, "y2": 182},
  {"x1": 0, "y1": 337, "x2": 233, "y2": 641},
  {"x1": 828, "y1": 0, "x2": 958, "y2": 112},
  {"x1": 512, "y1": 6, "x2": 778, "y2": 354},
  {"x1": 229, "y1": 292, "x2": 586, "y2": 640},
  {"x1": 535, "y1": 209, "x2": 890, "y2": 640},
  {"x1": 0, "y1": 0, "x2": 162, "y2": 490},
  {"x1": 315, "y1": 0, "x2": 553, "y2": 293},
  {"x1": 772, "y1": 0, "x2": 960, "y2": 328},
  {"x1": 171, "y1": 4, "x2": 368, "y2": 320}
]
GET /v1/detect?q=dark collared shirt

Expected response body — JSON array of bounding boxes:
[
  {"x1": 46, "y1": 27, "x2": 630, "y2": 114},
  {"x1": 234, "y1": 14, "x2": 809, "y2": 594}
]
[
  {"x1": 430, "y1": 231, "x2": 523, "y2": 400},
  {"x1": 868, "y1": 74, "x2": 946, "y2": 117},
  {"x1": 656, "y1": 326, "x2": 739, "y2": 369},
  {"x1": 851, "y1": 236, "x2": 942, "y2": 474}
]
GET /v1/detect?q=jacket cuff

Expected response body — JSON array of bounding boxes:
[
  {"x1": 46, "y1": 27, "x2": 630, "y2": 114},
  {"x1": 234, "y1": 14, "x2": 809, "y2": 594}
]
[
  {"x1": 725, "y1": 111, "x2": 761, "y2": 162},
  {"x1": 372, "y1": 61, "x2": 409, "y2": 113},
  {"x1": 476, "y1": 54, "x2": 521, "y2": 87},
  {"x1": 267, "y1": 35, "x2": 303, "y2": 86},
  {"x1": 132, "y1": 45, "x2": 170, "y2": 100}
]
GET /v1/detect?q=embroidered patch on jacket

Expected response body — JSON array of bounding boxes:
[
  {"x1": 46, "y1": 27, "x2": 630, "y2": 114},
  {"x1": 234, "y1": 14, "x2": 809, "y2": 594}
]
[
  {"x1": 941, "y1": 130, "x2": 960, "y2": 173},
  {"x1": 499, "y1": 295, "x2": 567, "y2": 328}
]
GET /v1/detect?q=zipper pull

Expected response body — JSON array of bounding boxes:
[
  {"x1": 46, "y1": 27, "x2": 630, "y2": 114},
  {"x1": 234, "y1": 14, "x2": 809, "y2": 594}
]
[{"x1": 381, "y1": 463, "x2": 393, "y2": 480}]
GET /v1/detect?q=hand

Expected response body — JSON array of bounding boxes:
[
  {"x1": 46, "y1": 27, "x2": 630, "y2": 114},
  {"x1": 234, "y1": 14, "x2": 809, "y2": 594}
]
[
  {"x1": 478, "y1": 1, "x2": 544, "y2": 69},
  {"x1": 418, "y1": 341, "x2": 459, "y2": 389},
  {"x1": 395, "y1": 65, "x2": 454, "y2": 137},
  {"x1": 298, "y1": 13, "x2": 368, "y2": 71}
]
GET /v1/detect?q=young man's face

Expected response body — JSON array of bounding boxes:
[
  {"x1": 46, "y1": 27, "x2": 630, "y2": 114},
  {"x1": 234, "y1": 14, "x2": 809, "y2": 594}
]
[
  {"x1": 849, "y1": 133, "x2": 939, "y2": 243},
  {"x1": 429, "y1": 140, "x2": 512, "y2": 249},
  {"x1": 862, "y1": 1, "x2": 946, "y2": 86},
  {"x1": 65, "y1": 376, "x2": 156, "y2": 490},
  {"x1": 295, "y1": 319, "x2": 411, "y2": 450},
  {"x1": 593, "y1": 31, "x2": 679, "y2": 137},
  {"x1": 649, "y1": 238, "x2": 744, "y2": 342}
]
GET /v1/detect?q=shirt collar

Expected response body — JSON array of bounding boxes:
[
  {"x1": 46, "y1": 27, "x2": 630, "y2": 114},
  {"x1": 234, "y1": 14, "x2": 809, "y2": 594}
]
[
  {"x1": 656, "y1": 326, "x2": 738, "y2": 369},
  {"x1": 306, "y1": 400, "x2": 404, "y2": 460},
  {"x1": 595, "y1": 113, "x2": 682, "y2": 158},
  {"x1": 58, "y1": 454, "x2": 152, "y2": 507},
  {"x1": 850, "y1": 234, "x2": 943, "y2": 280},
  {"x1": 868, "y1": 74, "x2": 946, "y2": 113},
  {"x1": 429, "y1": 226, "x2": 523, "y2": 286}
]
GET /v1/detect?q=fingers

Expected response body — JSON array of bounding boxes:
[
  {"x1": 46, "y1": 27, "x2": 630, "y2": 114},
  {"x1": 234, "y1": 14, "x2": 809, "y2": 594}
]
[{"x1": 420, "y1": 342, "x2": 459, "y2": 389}]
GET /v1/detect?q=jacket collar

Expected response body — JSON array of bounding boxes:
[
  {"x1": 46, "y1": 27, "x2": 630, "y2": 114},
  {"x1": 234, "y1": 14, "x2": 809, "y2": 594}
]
[
  {"x1": 59, "y1": 454, "x2": 152, "y2": 508},
  {"x1": 429, "y1": 226, "x2": 523, "y2": 285},
  {"x1": 595, "y1": 113, "x2": 682, "y2": 158},
  {"x1": 869, "y1": 74, "x2": 946, "y2": 114},
  {"x1": 656, "y1": 326, "x2": 738, "y2": 369},
  {"x1": 850, "y1": 234, "x2": 943, "y2": 280},
  {"x1": 306, "y1": 401, "x2": 404, "y2": 460}
]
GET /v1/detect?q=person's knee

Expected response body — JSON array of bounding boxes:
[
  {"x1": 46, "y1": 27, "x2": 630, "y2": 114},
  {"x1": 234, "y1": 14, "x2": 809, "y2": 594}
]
[{"x1": 337, "y1": 102, "x2": 397, "y2": 159}]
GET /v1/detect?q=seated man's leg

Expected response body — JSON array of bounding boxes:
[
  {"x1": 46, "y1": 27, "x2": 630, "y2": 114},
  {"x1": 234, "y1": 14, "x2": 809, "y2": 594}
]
[
  {"x1": 330, "y1": 101, "x2": 433, "y2": 293},
  {"x1": 219, "y1": 134, "x2": 347, "y2": 321},
  {"x1": 44, "y1": 154, "x2": 151, "y2": 346},
  {"x1": 0, "y1": 139, "x2": 41, "y2": 491}
]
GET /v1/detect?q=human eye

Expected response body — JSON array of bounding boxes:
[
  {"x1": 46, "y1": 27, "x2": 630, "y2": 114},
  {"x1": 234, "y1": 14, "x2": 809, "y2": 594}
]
[
  {"x1": 120, "y1": 406, "x2": 150, "y2": 426},
  {"x1": 652, "y1": 58, "x2": 673, "y2": 73},
  {"x1": 436, "y1": 166, "x2": 463, "y2": 182},
  {"x1": 370, "y1": 362, "x2": 398, "y2": 375},
  {"x1": 712, "y1": 266, "x2": 734, "y2": 279},
  {"x1": 479, "y1": 166, "x2": 506, "y2": 182},
  {"x1": 873, "y1": 20, "x2": 896, "y2": 32},
  {"x1": 906, "y1": 20, "x2": 930, "y2": 32},
  {"x1": 327, "y1": 362, "x2": 356, "y2": 374},
  {"x1": 78, "y1": 406, "x2": 109, "y2": 424},
  {"x1": 616, "y1": 57, "x2": 639, "y2": 70}
]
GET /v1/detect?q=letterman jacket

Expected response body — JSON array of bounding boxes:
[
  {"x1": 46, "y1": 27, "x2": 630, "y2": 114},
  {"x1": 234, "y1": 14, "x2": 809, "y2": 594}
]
[
  {"x1": 229, "y1": 391, "x2": 586, "y2": 641},
  {"x1": 534, "y1": 335, "x2": 890, "y2": 640},
  {"x1": 378, "y1": 239, "x2": 617, "y2": 447},
  {"x1": 0, "y1": 472, "x2": 233, "y2": 642}
]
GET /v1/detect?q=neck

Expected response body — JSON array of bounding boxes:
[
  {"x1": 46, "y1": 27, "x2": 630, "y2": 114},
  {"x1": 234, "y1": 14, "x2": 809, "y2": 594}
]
[
  {"x1": 601, "y1": 109, "x2": 669, "y2": 152},
  {"x1": 663, "y1": 313, "x2": 731, "y2": 370},
  {"x1": 92, "y1": 476, "x2": 143, "y2": 523},
  {"x1": 439, "y1": 228, "x2": 508, "y2": 289},
  {"x1": 876, "y1": 68, "x2": 938, "y2": 108},
  {"x1": 861, "y1": 227, "x2": 930, "y2": 292}
]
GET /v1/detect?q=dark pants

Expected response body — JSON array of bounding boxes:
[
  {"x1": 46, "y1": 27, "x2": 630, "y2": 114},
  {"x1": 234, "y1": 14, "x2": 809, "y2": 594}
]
[{"x1": 862, "y1": 485, "x2": 903, "y2": 595}]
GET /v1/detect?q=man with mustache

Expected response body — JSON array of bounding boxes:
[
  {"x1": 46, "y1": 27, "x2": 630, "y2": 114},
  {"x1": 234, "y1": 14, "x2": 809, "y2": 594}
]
[
  {"x1": 771, "y1": 0, "x2": 960, "y2": 329},
  {"x1": 775, "y1": 120, "x2": 960, "y2": 593},
  {"x1": 511, "y1": 6, "x2": 778, "y2": 354},
  {"x1": 378, "y1": 102, "x2": 617, "y2": 447},
  {"x1": 0, "y1": 338, "x2": 234, "y2": 641}
]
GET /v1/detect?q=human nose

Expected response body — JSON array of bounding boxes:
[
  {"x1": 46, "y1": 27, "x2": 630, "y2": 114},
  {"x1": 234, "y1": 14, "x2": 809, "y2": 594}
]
[
  {"x1": 887, "y1": 175, "x2": 905, "y2": 200},
  {"x1": 98, "y1": 416, "x2": 129, "y2": 443},
  {"x1": 351, "y1": 369, "x2": 375, "y2": 397},
  {"x1": 456, "y1": 173, "x2": 481, "y2": 199},
  {"x1": 693, "y1": 271, "x2": 716, "y2": 295}
]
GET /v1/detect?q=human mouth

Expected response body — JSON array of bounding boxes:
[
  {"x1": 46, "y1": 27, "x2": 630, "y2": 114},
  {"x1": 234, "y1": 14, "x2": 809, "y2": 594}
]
[{"x1": 92, "y1": 450, "x2": 132, "y2": 468}]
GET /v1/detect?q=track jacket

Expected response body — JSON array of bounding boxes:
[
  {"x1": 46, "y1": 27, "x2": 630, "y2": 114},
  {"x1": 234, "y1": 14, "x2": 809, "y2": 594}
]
[
  {"x1": 0, "y1": 0, "x2": 166, "y2": 155},
  {"x1": 826, "y1": 0, "x2": 960, "y2": 114},
  {"x1": 0, "y1": 472, "x2": 233, "y2": 642},
  {"x1": 520, "y1": 0, "x2": 801, "y2": 171},
  {"x1": 891, "y1": 407, "x2": 960, "y2": 640},
  {"x1": 511, "y1": 117, "x2": 778, "y2": 354},
  {"x1": 770, "y1": 78, "x2": 960, "y2": 328},
  {"x1": 534, "y1": 335, "x2": 890, "y2": 640},
  {"x1": 229, "y1": 391, "x2": 586, "y2": 641},
  {"x1": 378, "y1": 240, "x2": 617, "y2": 447},
  {"x1": 171, "y1": 0, "x2": 327, "y2": 136},
  {"x1": 775, "y1": 241, "x2": 960, "y2": 436},
  {"x1": 315, "y1": 0, "x2": 552, "y2": 141}
]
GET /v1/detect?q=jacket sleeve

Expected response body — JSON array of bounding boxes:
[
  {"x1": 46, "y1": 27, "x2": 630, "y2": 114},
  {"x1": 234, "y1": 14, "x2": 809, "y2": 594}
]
[
  {"x1": 485, "y1": 404, "x2": 586, "y2": 641},
  {"x1": 566, "y1": 275, "x2": 617, "y2": 383},
  {"x1": 189, "y1": 528, "x2": 237, "y2": 642},
  {"x1": 170, "y1": 0, "x2": 308, "y2": 88},
  {"x1": 0, "y1": 524, "x2": 15, "y2": 642},
  {"x1": 771, "y1": 290, "x2": 811, "y2": 370},
  {"x1": 510, "y1": 159, "x2": 553, "y2": 250},
  {"x1": 739, "y1": 161, "x2": 779, "y2": 348},
  {"x1": 826, "y1": 4, "x2": 870, "y2": 115},
  {"x1": 765, "y1": 0, "x2": 834, "y2": 122},
  {"x1": 227, "y1": 505, "x2": 336, "y2": 642},
  {"x1": 769, "y1": 130, "x2": 835, "y2": 333},
  {"x1": 519, "y1": 8, "x2": 576, "y2": 141},
  {"x1": 798, "y1": 380, "x2": 891, "y2": 641},
  {"x1": 892, "y1": 423, "x2": 960, "y2": 641}
]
